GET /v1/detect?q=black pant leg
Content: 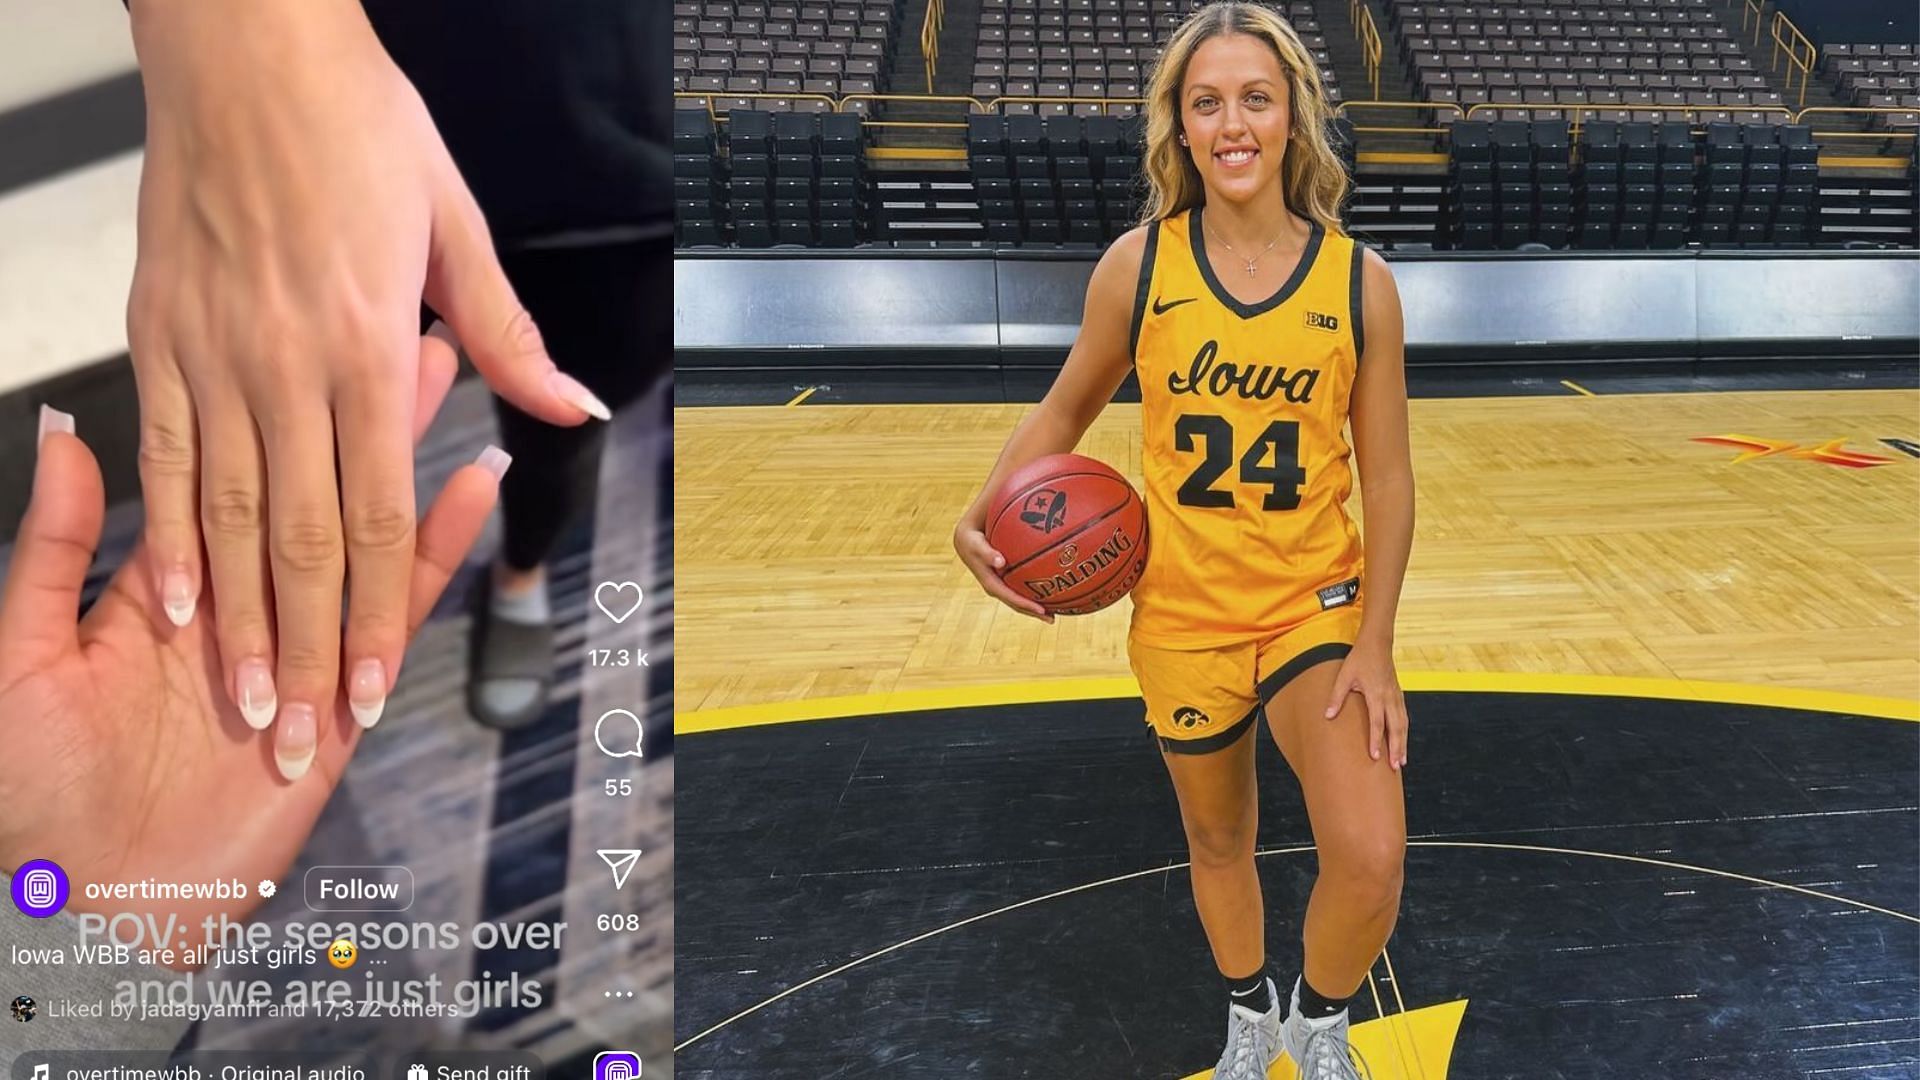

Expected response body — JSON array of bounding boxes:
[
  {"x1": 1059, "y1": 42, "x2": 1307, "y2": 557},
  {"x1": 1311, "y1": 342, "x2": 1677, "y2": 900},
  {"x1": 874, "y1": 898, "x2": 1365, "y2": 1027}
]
[{"x1": 489, "y1": 236, "x2": 670, "y2": 572}]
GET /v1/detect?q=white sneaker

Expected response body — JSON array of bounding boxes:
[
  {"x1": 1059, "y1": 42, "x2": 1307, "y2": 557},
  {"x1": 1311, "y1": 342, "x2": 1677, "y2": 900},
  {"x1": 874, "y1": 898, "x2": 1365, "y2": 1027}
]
[
  {"x1": 1211, "y1": 977, "x2": 1283, "y2": 1080},
  {"x1": 1279, "y1": 975, "x2": 1371, "y2": 1079}
]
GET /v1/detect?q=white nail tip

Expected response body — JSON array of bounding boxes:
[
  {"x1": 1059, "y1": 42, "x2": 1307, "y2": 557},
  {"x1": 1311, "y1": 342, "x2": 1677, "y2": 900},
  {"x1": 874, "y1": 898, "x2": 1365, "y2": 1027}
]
[
  {"x1": 275, "y1": 750, "x2": 313, "y2": 782},
  {"x1": 164, "y1": 597, "x2": 196, "y2": 628},
  {"x1": 37, "y1": 405, "x2": 74, "y2": 446},
  {"x1": 240, "y1": 698, "x2": 276, "y2": 731},
  {"x1": 351, "y1": 699, "x2": 385, "y2": 730},
  {"x1": 475, "y1": 445, "x2": 514, "y2": 480}
]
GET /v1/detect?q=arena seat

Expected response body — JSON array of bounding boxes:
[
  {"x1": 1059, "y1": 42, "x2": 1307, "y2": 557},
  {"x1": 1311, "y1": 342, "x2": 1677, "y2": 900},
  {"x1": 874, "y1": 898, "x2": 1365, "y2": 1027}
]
[
  {"x1": 1389, "y1": 0, "x2": 1783, "y2": 127},
  {"x1": 974, "y1": 0, "x2": 1337, "y2": 114},
  {"x1": 675, "y1": 107, "x2": 728, "y2": 246},
  {"x1": 1821, "y1": 42, "x2": 1920, "y2": 131},
  {"x1": 672, "y1": 0, "x2": 899, "y2": 114},
  {"x1": 704, "y1": 109, "x2": 869, "y2": 248}
]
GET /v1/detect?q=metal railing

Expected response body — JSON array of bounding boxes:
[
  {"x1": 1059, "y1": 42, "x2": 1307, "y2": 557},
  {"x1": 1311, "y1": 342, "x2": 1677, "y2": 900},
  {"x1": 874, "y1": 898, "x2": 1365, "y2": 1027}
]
[
  {"x1": 672, "y1": 90, "x2": 840, "y2": 121},
  {"x1": 1348, "y1": 0, "x2": 1384, "y2": 102},
  {"x1": 675, "y1": 92, "x2": 1914, "y2": 168},
  {"x1": 1740, "y1": 0, "x2": 1766, "y2": 47},
  {"x1": 921, "y1": 0, "x2": 945, "y2": 94},
  {"x1": 1793, "y1": 106, "x2": 1920, "y2": 150},
  {"x1": 982, "y1": 93, "x2": 1145, "y2": 116},
  {"x1": 1767, "y1": 9, "x2": 1818, "y2": 110},
  {"x1": 1334, "y1": 99, "x2": 1463, "y2": 137}
]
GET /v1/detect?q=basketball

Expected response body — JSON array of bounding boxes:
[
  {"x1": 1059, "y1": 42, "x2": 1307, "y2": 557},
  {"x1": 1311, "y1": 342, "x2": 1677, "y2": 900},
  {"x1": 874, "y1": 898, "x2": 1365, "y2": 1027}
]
[{"x1": 986, "y1": 453, "x2": 1148, "y2": 616}]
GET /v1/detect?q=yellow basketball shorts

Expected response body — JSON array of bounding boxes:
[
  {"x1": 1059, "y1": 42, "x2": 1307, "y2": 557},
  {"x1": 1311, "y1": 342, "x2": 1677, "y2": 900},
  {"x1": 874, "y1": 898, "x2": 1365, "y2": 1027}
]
[{"x1": 1127, "y1": 604, "x2": 1364, "y2": 754}]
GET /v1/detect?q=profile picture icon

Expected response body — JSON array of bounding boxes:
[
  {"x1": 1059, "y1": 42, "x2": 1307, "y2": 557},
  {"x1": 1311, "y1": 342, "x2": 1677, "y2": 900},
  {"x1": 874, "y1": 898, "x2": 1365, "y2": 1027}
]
[
  {"x1": 10, "y1": 994, "x2": 35, "y2": 1022},
  {"x1": 9, "y1": 859, "x2": 69, "y2": 919}
]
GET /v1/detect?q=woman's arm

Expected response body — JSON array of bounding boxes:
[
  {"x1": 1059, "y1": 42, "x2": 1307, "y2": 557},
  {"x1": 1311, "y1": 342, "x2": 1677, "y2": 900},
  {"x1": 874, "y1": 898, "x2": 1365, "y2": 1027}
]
[
  {"x1": 1350, "y1": 247, "x2": 1414, "y2": 650},
  {"x1": 1321, "y1": 245, "x2": 1415, "y2": 770},
  {"x1": 954, "y1": 224, "x2": 1147, "y2": 619}
]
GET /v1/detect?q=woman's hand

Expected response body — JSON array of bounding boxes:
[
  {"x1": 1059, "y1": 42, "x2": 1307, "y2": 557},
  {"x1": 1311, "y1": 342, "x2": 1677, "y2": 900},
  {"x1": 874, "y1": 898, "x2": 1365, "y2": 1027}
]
[
  {"x1": 953, "y1": 520, "x2": 1055, "y2": 623},
  {"x1": 125, "y1": 0, "x2": 606, "y2": 747},
  {"x1": 0, "y1": 387, "x2": 500, "y2": 966},
  {"x1": 1323, "y1": 636, "x2": 1409, "y2": 770}
]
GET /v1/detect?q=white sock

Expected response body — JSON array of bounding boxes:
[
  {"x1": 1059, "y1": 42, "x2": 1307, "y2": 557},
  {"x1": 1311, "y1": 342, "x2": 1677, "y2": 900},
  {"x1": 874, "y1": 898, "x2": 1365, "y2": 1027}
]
[
  {"x1": 491, "y1": 566, "x2": 551, "y2": 626},
  {"x1": 480, "y1": 565, "x2": 549, "y2": 717}
]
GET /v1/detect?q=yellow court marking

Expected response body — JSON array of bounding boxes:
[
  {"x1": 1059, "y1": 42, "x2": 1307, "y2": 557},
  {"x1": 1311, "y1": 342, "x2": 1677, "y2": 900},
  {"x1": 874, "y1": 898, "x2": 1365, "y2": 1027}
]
[
  {"x1": 783, "y1": 385, "x2": 819, "y2": 407},
  {"x1": 1560, "y1": 379, "x2": 1595, "y2": 396},
  {"x1": 675, "y1": 671, "x2": 1920, "y2": 734},
  {"x1": 1177, "y1": 999, "x2": 1468, "y2": 1079}
]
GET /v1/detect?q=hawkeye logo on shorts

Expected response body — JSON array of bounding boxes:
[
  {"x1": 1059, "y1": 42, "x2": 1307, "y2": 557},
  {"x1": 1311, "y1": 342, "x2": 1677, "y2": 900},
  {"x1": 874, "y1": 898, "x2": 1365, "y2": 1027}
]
[
  {"x1": 1020, "y1": 489, "x2": 1069, "y2": 532},
  {"x1": 1305, "y1": 310, "x2": 1340, "y2": 334},
  {"x1": 1172, "y1": 706, "x2": 1210, "y2": 729},
  {"x1": 1317, "y1": 577, "x2": 1360, "y2": 611}
]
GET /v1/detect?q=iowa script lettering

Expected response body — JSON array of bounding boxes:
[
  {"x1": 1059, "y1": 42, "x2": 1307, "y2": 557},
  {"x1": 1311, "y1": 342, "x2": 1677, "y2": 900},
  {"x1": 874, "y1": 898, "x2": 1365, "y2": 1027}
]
[{"x1": 1168, "y1": 340, "x2": 1321, "y2": 403}]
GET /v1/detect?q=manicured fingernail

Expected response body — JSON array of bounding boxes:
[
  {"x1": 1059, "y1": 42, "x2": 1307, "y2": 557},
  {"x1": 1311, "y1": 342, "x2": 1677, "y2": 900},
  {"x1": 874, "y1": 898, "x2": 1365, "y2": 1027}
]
[
  {"x1": 236, "y1": 659, "x2": 277, "y2": 730},
  {"x1": 349, "y1": 659, "x2": 387, "y2": 729},
  {"x1": 162, "y1": 568, "x2": 197, "y2": 627},
  {"x1": 474, "y1": 444, "x2": 513, "y2": 480},
  {"x1": 1371, "y1": 748, "x2": 1380, "y2": 759},
  {"x1": 548, "y1": 371, "x2": 611, "y2": 421},
  {"x1": 425, "y1": 319, "x2": 459, "y2": 351},
  {"x1": 274, "y1": 704, "x2": 317, "y2": 781},
  {"x1": 37, "y1": 405, "x2": 73, "y2": 448}
]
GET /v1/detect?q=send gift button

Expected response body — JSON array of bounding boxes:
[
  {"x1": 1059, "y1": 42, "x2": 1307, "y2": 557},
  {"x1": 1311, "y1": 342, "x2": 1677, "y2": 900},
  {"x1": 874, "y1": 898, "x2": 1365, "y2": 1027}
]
[{"x1": 303, "y1": 865, "x2": 416, "y2": 912}]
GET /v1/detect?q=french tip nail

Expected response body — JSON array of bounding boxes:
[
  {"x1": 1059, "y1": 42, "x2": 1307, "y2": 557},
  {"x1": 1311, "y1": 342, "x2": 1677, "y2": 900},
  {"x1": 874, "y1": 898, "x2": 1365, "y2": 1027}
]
[
  {"x1": 548, "y1": 371, "x2": 612, "y2": 422},
  {"x1": 37, "y1": 404, "x2": 74, "y2": 448},
  {"x1": 241, "y1": 700, "x2": 276, "y2": 731},
  {"x1": 475, "y1": 444, "x2": 513, "y2": 480},
  {"x1": 237, "y1": 660, "x2": 276, "y2": 730},
  {"x1": 275, "y1": 749, "x2": 314, "y2": 782},
  {"x1": 161, "y1": 570, "x2": 196, "y2": 627},
  {"x1": 274, "y1": 705, "x2": 317, "y2": 781},
  {"x1": 349, "y1": 659, "x2": 388, "y2": 729}
]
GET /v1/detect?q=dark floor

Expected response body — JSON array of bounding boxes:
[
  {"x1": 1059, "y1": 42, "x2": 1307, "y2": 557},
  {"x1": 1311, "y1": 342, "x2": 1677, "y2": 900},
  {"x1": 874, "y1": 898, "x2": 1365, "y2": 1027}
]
[
  {"x1": 676, "y1": 693, "x2": 1920, "y2": 1079},
  {"x1": 673, "y1": 357, "x2": 1920, "y2": 407}
]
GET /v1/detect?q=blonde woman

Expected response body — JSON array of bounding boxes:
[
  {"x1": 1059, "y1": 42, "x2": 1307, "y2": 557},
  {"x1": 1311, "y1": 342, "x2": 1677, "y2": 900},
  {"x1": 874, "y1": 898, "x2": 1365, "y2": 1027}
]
[{"x1": 953, "y1": 4, "x2": 1413, "y2": 1076}]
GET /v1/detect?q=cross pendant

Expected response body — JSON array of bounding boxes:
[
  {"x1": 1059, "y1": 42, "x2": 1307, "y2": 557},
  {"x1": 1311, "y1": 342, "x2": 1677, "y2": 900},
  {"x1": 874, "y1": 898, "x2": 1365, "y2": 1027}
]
[{"x1": 1243, "y1": 260, "x2": 1258, "y2": 278}]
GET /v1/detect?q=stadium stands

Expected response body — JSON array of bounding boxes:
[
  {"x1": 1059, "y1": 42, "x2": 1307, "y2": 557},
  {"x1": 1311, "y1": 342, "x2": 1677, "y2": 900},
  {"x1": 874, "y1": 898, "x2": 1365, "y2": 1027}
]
[
  {"x1": 1820, "y1": 42, "x2": 1920, "y2": 131},
  {"x1": 673, "y1": 0, "x2": 1916, "y2": 251},
  {"x1": 673, "y1": 0, "x2": 900, "y2": 114},
  {"x1": 1392, "y1": 0, "x2": 1788, "y2": 126},
  {"x1": 970, "y1": 0, "x2": 1337, "y2": 116},
  {"x1": 677, "y1": 108, "x2": 870, "y2": 246}
]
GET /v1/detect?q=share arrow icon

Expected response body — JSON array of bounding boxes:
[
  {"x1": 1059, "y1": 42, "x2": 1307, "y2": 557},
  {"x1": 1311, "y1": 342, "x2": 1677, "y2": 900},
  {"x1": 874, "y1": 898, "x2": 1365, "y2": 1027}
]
[{"x1": 598, "y1": 849, "x2": 643, "y2": 891}]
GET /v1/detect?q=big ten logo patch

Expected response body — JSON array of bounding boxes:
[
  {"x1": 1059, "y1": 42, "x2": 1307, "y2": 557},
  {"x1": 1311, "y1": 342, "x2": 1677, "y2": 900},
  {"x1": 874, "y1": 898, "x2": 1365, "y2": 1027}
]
[{"x1": 1305, "y1": 310, "x2": 1340, "y2": 334}]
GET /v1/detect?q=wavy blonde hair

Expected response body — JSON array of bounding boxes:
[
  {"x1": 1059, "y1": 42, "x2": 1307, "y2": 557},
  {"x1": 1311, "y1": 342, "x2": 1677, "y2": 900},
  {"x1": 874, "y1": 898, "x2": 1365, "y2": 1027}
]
[{"x1": 1137, "y1": 1, "x2": 1349, "y2": 231}]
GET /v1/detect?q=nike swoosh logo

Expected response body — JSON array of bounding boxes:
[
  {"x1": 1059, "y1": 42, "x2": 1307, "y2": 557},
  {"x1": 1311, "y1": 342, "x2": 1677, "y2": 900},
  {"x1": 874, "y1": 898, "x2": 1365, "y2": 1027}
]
[{"x1": 1152, "y1": 296, "x2": 1196, "y2": 315}]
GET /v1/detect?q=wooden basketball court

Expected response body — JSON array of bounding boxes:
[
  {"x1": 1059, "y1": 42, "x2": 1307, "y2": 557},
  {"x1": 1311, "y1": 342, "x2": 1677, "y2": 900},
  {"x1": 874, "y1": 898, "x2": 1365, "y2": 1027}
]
[{"x1": 678, "y1": 387, "x2": 1920, "y2": 715}]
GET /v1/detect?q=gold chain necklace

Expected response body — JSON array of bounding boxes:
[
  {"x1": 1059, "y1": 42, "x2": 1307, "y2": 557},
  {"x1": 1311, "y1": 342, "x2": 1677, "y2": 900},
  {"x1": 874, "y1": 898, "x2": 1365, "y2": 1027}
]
[{"x1": 1204, "y1": 222, "x2": 1288, "y2": 278}]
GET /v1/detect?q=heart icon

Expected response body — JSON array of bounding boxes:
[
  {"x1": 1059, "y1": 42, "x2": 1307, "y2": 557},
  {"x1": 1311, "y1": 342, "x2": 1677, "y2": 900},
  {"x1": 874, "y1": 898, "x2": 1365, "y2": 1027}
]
[{"x1": 594, "y1": 581, "x2": 644, "y2": 624}]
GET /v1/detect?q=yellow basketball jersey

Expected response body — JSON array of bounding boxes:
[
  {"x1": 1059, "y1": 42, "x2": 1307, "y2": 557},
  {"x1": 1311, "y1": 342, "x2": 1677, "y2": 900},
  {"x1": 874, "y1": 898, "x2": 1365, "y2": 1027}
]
[{"x1": 1126, "y1": 207, "x2": 1366, "y2": 649}]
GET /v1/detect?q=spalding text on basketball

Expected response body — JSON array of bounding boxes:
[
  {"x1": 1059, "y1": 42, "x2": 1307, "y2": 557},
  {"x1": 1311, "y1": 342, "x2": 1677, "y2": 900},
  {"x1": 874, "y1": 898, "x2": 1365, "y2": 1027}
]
[
  {"x1": 1022, "y1": 525, "x2": 1137, "y2": 599},
  {"x1": 1168, "y1": 340, "x2": 1320, "y2": 403}
]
